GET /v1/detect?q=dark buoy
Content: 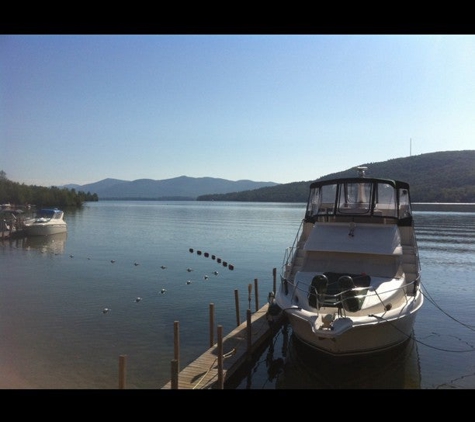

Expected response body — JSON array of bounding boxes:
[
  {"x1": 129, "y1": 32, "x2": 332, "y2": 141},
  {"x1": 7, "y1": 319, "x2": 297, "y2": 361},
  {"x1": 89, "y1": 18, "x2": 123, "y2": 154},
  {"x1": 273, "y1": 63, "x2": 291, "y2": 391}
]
[
  {"x1": 217, "y1": 258, "x2": 221, "y2": 263},
  {"x1": 211, "y1": 255, "x2": 216, "y2": 260},
  {"x1": 229, "y1": 264, "x2": 234, "y2": 270},
  {"x1": 204, "y1": 252, "x2": 209, "y2": 258},
  {"x1": 189, "y1": 248, "x2": 194, "y2": 253},
  {"x1": 222, "y1": 261, "x2": 227, "y2": 267},
  {"x1": 197, "y1": 250, "x2": 202, "y2": 255}
]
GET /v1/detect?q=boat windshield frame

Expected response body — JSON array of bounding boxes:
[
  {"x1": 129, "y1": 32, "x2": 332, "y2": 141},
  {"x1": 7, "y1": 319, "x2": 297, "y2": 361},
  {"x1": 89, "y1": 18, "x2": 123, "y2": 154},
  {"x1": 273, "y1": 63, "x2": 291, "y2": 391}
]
[
  {"x1": 304, "y1": 177, "x2": 412, "y2": 225},
  {"x1": 35, "y1": 209, "x2": 63, "y2": 220}
]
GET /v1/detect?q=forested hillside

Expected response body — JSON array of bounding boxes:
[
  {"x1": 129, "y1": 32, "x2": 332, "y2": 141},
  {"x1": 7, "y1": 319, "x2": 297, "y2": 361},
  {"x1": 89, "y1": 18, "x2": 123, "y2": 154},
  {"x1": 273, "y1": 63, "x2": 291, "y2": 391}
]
[
  {"x1": 0, "y1": 171, "x2": 98, "y2": 208},
  {"x1": 197, "y1": 150, "x2": 475, "y2": 203}
]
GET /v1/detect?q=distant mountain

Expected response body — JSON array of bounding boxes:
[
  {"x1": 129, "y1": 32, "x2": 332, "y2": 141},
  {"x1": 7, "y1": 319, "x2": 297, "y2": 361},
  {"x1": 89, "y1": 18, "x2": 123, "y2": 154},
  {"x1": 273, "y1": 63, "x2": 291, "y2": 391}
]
[
  {"x1": 64, "y1": 176, "x2": 279, "y2": 200},
  {"x1": 197, "y1": 150, "x2": 475, "y2": 203}
]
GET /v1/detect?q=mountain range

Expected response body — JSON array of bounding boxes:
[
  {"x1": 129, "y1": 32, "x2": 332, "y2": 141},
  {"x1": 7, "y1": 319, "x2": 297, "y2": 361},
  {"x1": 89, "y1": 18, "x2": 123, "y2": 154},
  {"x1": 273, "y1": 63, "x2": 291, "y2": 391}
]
[
  {"x1": 64, "y1": 176, "x2": 279, "y2": 200},
  {"x1": 64, "y1": 150, "x2": 475, "y2": 203}
]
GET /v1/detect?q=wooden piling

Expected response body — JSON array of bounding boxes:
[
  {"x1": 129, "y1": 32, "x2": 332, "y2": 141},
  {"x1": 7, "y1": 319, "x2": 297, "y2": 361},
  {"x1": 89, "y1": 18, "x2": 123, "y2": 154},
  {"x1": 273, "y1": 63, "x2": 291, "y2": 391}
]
[
  {"x1": 174, "y1": 321, "x2": 180, "y2": 373},
  {"x1": 254, "y1": 278, "x2": 259, "y2": 312},
  {"x1": 234, "y1": 289, "x2": 240, "y2": 326},
  {"x1": 171, "y1": 359, "x2": 179, "y2": 389},
  {"x1": 273, "y1": 267, "x2": 277, "y2": 294},
  {"x1": 118, "y1": 355, "x2": 127, "y2": 389},
  {"x1": 246, "y1": 308, "x2": 252, "y2": 355},
  {"x1": 217, "y1": 325, "x2": 224, "y2": 389},
  {"x1": 209, "y1": 303, "x2": 215, "y2": 347}
]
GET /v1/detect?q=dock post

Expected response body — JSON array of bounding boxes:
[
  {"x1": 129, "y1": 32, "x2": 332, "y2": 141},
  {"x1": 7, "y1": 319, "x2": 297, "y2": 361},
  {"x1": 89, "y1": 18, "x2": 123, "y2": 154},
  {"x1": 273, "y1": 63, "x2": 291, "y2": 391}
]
[
  {"x1": 273, "y1": 268, "x2": 276, "y2": 294},
  {"x1": 234, "y1": 289, "x2": 240, "y2": 326},
  {"x1": 174, "y1": 321, "x2": 180, "y2": 373},
  {"x1": 254, "y1": 278, "x2": 259, "y2": 312},
  {"x1": 217, "y1": 325, "x2": 224, "y2": 389},
  {"x1": 246, "y1": 308, "x2": 252, "y2": 355},
  {"x1": 248, "y1": 283, "x2": 252, "y2": 310},
  {"x1": 118, "y1": 354, "x2": 127, "y2": 389},
  {"x1": 171, "y1": 359, "x2": 179, "y2": 389},
  {"x1": 209, "y1": 303, "x2": 215, "y2": 347}
]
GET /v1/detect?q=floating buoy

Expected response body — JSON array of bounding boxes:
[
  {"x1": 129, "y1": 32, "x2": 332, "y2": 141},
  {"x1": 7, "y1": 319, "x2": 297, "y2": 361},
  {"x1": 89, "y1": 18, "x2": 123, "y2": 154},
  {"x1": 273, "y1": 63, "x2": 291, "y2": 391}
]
[
  {"x1": 204, "y1": 275, "x2": 209, "y2": 280},
  {"x1": 110, "y1": 260, "x2": 116, "y2": 264},
  {"x1": 135, "y1": 297, "x2": 142, "y2": 302},
  {"x1": 160, "y1": 288, "x2": 167, "y2": 294},
  {"x1": 211, "y1": 255, "x2": 216, "y2": 260},
  {"x1": 197, "y1": 250, "x2": 202, "y2": 255},
  {"x1": 102, "y1": 308, "x2": 110, "y2": 314},
  {"x1": 189, "y1": 248, "x2": 194, "y2": 253},
  {"x1": 186, "y1": 280, "x2": 192, "y2": 285},
  {"x1": 229, "y1": 264, "x2": 234, "y2": 270},
  {"x1": 204, "y1": 252, "x2": 209, "y2": 257},
  {"x1": 69, "y1": 255, "x2": 74, "y2": 258},
  {"x1": 222, "y1": 261, "x2": 228, "y2": 267},
  {"x1": 213, "y1": 271, "x2": 219, "y2": 276},
  {"x1": 187, "y1": 268, "x2": 193, "y2": 272},
  {"x1": 134, "y1": 262, "x2": 140, "y2": 266},
  {"x1": 160, "y1": 265, "x2": 167, "y2": 269},
  {"x1": 217, "y1": 258, "x2": 221, "y2": 263}
]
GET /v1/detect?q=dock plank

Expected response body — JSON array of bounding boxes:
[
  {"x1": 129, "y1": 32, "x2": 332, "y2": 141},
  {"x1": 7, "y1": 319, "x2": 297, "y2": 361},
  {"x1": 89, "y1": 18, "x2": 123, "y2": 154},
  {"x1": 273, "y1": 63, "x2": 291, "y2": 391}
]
[{"x1": 161, "y1": 303, "x2": 283, "y2": 389}]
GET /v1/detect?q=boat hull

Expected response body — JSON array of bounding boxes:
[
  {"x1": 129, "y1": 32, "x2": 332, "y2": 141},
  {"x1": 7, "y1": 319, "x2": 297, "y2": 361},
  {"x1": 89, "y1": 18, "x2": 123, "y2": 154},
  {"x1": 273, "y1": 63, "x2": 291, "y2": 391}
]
[
  {"x1": 24, "y1": 224, "x2": 67, "y2": 236},
  {"x1": 287, "y1": 313, "x2": 417, "y2": 357}
]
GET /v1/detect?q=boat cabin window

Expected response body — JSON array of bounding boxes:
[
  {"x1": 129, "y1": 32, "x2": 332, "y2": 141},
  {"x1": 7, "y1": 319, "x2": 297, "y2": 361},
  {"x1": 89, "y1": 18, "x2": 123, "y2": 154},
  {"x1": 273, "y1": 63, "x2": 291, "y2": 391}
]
[
  {"x1": 338, "y1": 182, "x2": 372, "y2": 214},
  {"x1": 307, "y1": 184, "x2": 336, "y2": 217},
  {"x1": 374, "y1": 183, "x2": 397, "y2": 218},
  {"x1": 398, "y1": 188, "x2": 412, "y2": 218},
  {"x1": 306, "y1": 181, "x2": 400, "y2": 220}
]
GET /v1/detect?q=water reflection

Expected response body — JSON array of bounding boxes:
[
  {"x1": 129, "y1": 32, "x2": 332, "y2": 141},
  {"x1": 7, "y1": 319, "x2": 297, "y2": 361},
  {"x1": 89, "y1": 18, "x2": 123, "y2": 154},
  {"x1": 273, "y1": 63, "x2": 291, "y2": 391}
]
[
  {"x1": 232, "y1": 322, "x2": 421, "y2": 389},
  {"x1": 275, "y1": 326, "x2": 421, "y2": 389},
  {"x1": 12, "y1": 232, "x2": 68, "y2": 255}
]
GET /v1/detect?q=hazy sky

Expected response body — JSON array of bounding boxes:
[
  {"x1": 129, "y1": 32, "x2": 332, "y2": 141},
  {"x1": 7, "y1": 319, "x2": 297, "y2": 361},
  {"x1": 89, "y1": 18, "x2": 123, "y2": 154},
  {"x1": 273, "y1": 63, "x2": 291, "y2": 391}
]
[{"x1": 2, "y1": 34, "x2": 474, "y2": 187}]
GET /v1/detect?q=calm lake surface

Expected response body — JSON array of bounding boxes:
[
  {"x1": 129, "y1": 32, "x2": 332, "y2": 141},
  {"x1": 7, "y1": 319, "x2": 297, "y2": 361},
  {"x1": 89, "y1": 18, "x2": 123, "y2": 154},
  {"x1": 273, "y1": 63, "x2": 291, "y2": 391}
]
[{"x1": 1, "y1": 201, "x2": 474, "y2": 389}]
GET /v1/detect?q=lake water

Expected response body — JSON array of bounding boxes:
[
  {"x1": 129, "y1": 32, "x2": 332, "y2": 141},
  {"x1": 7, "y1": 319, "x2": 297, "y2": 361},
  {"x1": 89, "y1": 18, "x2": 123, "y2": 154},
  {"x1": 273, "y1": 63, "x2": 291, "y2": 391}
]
[{"x1": 1, "y1": 201, "x2": 474, "y2": 389}]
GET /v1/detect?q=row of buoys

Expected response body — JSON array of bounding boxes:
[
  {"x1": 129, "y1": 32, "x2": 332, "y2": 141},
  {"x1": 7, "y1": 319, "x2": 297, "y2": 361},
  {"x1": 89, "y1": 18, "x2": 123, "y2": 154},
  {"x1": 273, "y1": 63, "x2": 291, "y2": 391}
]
[{"x1": 188, "y1": 248, "x2": 235, "y2": 270}]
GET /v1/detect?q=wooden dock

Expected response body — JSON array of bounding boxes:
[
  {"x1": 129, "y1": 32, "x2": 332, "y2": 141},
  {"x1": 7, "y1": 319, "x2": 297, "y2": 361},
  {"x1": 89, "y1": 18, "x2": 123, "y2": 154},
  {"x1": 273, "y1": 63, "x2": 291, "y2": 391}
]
[{"x1": 161, "y1": 302, "x2": 284, "y2": 389}]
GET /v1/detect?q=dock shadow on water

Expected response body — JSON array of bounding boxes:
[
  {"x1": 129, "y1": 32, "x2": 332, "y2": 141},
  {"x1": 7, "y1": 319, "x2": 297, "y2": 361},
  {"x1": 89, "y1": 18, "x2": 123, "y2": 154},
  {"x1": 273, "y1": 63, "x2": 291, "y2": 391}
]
[{"x1": 229, "y1": 322, "x2": 421, "y2": 389}]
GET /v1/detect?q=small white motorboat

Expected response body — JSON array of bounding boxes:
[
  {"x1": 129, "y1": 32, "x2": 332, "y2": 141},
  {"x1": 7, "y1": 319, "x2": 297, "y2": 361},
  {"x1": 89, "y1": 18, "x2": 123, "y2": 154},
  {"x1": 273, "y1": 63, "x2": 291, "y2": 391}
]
[
  {"x1": 274, "y1": 166, "x2": 423, "y2": 357},
  {"x1": 23, "y1": 208, "x2": 67, "y2": 236}
]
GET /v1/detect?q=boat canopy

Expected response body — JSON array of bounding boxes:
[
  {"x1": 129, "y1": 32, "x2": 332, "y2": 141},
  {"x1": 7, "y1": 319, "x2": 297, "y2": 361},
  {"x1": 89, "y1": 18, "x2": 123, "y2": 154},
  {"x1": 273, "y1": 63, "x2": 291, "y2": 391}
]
[{"x1": 305, "y1": 177, "x2": 412, "y2": 224}]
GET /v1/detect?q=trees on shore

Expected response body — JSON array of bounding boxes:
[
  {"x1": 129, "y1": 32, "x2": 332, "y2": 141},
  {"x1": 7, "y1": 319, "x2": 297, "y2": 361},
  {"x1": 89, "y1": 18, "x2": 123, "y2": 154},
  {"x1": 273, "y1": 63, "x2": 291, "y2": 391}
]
[{"x1": 0, "y1": 171, "x2": 98, "y2": 208}]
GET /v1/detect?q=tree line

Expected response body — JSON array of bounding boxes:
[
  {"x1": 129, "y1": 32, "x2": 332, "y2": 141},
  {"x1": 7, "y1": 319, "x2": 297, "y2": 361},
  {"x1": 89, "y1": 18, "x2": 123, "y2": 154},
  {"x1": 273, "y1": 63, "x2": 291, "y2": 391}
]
[{"x1": 0, "y1": 171, "x2": 98, "y2": 208}]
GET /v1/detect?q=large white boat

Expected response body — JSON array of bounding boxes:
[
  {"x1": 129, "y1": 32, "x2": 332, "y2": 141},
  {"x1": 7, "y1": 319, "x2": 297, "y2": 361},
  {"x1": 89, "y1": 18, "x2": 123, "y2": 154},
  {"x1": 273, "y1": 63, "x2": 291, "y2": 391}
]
[
  {"x1": 274, "y1": 167, "x2": 423, "y2": 357},
  {"x1": 23, "y1": 208, "x2": 67, "y2": 236}
]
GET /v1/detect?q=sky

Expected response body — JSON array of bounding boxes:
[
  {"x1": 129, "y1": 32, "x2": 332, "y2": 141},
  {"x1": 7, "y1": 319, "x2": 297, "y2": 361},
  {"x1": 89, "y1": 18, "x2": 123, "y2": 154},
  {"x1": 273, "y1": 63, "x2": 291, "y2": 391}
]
[{"x1": 1, "y1": 34, "x2": 475, "y2": 187}]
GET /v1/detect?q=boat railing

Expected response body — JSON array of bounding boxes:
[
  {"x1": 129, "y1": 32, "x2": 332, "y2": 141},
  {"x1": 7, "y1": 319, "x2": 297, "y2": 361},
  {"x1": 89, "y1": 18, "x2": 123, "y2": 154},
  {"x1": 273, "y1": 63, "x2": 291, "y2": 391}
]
[
  {"x1": 295, "y1": 276, "x2": 417, "y2": 314},
  {"x1": 281, "y1": 219, "x2": 304, "y2": 278}
]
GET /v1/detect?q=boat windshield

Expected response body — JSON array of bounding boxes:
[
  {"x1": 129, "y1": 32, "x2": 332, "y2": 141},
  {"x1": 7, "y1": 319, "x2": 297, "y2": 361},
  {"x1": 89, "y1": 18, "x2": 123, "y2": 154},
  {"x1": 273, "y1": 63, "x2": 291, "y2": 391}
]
[
  {"x1": 306, "y1": 180, "x2": 405, "y2": 220},
  {"x1": 36, "y1": 209, "x2": 59, "y2": 219}
]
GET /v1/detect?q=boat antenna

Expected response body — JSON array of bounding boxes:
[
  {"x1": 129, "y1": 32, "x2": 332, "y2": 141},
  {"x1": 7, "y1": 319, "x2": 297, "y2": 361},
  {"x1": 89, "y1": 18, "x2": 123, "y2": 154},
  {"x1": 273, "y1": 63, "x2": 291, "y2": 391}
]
[{"x1": 356, "y1": 166, "x2": 368, "y2": 177}]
